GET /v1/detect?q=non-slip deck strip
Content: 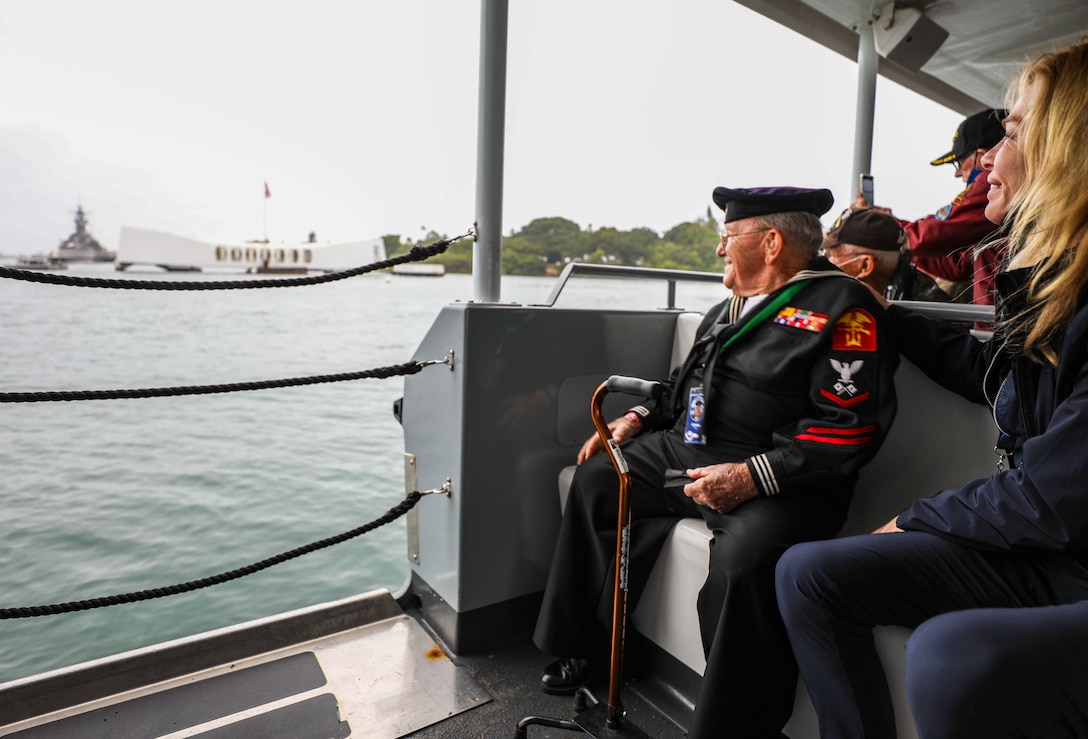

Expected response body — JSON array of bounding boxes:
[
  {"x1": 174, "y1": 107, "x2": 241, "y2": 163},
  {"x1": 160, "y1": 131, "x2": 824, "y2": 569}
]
[
  {"x1": 192, "y1": 694, "x2": 350, "y2": 739},
  {"x1": 8, "y1": 651, "x2": 333, "y2": 738}
]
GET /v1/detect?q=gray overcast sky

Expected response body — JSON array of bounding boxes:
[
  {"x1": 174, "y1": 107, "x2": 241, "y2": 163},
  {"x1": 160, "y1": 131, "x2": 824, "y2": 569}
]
[{"x1": 0, "y1": 0, "x2": 971, "y2": 254}]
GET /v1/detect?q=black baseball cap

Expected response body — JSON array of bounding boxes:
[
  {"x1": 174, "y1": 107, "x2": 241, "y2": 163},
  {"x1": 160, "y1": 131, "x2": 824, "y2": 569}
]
[
  {"x1": 930, "y1": 109, "x2": 1008, "y2": 166},
  {"x1": 824, "y1": 208, "x2": 907, "y2": 252}
]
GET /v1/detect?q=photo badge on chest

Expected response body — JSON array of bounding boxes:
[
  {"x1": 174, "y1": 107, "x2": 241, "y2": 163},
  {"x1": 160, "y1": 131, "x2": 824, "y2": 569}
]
[{"x1": 684, "y1": 386, "x2": 707, "y2": 444}]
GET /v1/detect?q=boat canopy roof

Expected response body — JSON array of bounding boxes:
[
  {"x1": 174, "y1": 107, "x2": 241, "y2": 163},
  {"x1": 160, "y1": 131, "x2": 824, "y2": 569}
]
[
  {"x1": 735, "y1": 0, "x2": 1088, "y2": 114},
  {"x1": 468, "y1": 0, "x2": 1088, "y2": 302}
]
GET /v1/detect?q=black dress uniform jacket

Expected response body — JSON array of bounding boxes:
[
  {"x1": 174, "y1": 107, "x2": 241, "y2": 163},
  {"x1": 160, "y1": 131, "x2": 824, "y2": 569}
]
[
  {"x1": 636, "y1": 260, "x2": 899, "y2": 499},
  {"x1": 534, "y1": 259, "x2": 898, "y2": 738}
]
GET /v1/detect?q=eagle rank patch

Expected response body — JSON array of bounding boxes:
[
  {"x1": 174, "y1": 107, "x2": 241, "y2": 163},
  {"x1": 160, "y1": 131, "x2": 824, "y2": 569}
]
[
  {"x1": 774, "y1": 307, "x2": 829, "y2": 332},
  {"x1": 820, "y1": 358, "x2": 871, "y2": 407}
]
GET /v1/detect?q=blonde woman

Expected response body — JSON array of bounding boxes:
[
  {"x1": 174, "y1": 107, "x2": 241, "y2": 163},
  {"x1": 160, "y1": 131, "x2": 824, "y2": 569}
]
[{"x1": 776, "y1": 36, "x2": 1088, "y2": 739}]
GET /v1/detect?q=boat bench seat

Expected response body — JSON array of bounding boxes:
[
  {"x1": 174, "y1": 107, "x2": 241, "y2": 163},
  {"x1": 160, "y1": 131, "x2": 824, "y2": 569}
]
[{"x1": 558, "y1": 311, "x2": 996, "y2": 737}]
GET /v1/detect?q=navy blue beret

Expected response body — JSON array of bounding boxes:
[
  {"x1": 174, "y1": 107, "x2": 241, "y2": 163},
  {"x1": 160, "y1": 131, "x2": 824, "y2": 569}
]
[{"x1": 713, "y1": 186, "x2": 835, "y2": 224}]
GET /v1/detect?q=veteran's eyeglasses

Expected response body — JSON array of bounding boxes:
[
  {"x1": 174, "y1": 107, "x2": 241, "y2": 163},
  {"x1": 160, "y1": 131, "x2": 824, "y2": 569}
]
[{"x1": 719, "y1": 228, "x2": 771, "y2": 242}]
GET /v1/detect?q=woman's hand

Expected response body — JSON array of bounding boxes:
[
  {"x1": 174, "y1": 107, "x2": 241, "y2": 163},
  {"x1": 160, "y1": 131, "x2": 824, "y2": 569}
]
[{"x1": 872, "y1": 516, "x2": 904, "y2": 534}]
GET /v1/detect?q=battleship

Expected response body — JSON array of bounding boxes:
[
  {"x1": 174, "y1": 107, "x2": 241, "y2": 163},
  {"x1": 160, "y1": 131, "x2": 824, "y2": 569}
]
[{"x1": 55, "y1": 205, "x2": 115, "y2": 263}]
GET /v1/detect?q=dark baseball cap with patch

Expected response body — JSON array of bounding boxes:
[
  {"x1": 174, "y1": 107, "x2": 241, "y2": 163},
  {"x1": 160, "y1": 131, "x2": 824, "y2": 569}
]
[
  {"x1": 930, "y1": 109, "x2": 1008, "y2": 166},
  {"x1": 824, "y1": 208, "x2": 907, "y2": 252},
  {"x1": 713, "y1": 186, "x2": 834, "y2": 224}
]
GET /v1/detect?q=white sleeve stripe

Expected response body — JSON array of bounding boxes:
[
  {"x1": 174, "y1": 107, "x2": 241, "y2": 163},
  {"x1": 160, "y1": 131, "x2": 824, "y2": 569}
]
[
  {"x1": 629, "y1": 405, "x2": 650, "y2": 417},
  {"x1": 750, "y1": 454, "x2": 780, "y2": 496}
]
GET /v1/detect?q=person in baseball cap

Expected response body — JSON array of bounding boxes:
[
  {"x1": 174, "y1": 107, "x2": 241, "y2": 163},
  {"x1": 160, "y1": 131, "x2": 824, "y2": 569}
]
[
  {"x1": 825, "y1": 207, "x2": 906, "y2": 253},
  {"x1": 851, "y1": 109, "x2": 1008, "y2": 306},
  {"x1": 930, "y1": 108, "x2": 1008, "y2": 182},
  {"x1": 824, "y1": 208, "x2": 948, "y2": 302}
]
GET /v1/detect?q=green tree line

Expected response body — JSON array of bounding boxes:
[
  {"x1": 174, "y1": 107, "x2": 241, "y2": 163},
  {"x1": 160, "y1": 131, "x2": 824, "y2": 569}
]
[{"x1": 383, "y1": 213, "x2": 722, "y2": 276}]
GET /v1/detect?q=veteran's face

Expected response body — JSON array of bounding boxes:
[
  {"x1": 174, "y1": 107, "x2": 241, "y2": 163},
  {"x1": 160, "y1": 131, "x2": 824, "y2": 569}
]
[{"x1": 717, "y1": 219, "x2": 771, "y2": 296}]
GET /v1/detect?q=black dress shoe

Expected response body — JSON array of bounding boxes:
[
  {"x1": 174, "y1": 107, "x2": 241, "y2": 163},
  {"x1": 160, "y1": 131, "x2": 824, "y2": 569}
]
[{"x1": 540, "y1": 656, "x2": 598, "y2": 695}]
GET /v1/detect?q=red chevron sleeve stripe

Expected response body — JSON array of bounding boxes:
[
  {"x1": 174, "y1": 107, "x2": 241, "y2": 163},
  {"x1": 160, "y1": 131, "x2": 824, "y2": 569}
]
[
  {"x1": 803, "y1": 424, "x2": 877, "y2": 436},
  {"x1": 794, "y1": 433, "x2": 874, "y2": 446},
  {"x1": 820, "y1": 389, "x2": 872, "y2": 407}
]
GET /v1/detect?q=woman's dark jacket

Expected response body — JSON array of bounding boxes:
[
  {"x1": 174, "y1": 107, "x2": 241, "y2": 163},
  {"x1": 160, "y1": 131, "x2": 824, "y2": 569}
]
[{"x1": 890, "y1": 267, "x2": 1088, "y2": 558}]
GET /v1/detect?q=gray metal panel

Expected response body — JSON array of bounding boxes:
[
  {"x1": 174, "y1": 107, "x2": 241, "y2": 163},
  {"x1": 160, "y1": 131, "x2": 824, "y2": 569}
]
[
  {"x1": 403, "y1": 305, "x2": 679, "y2": 617},
  {"x1": 402, "y1": 306, "x2": 469, "y2": 610},
  {"x1": 555, "y1": 374, "x2": 634, "y2": 445}
]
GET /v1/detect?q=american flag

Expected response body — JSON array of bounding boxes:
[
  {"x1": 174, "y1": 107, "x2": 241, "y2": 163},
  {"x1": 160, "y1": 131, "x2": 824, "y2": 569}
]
[{"x1": 264, "y1": 182, "x2": 271, "y2": 199}]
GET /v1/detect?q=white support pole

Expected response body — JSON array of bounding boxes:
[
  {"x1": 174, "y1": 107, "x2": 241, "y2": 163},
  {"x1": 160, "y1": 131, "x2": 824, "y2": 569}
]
[
  {"x1": 472, "y1": 0, "x2": 509, "y2": 303},
  {"x1": 852, "y1": 18, "x2": 878, "y2": 200}
]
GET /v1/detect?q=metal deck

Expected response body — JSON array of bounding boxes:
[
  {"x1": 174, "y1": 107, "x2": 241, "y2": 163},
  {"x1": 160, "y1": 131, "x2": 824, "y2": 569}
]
[
  {"x1": 0, "y1": 589, "x2": 686, "y2": 739},
  {"x1": 0, "y1": 591, "x2": 487, "y2": 739}
]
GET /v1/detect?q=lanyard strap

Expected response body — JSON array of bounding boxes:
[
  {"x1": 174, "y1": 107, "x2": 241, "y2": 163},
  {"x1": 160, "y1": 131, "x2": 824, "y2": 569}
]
[{"x1": 718, "y1": 280, "x2": 810, "y2": 355}]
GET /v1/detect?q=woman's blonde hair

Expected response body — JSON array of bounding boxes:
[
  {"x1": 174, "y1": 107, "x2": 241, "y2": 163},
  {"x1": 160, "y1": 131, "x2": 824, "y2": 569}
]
[{"x1": 1004, "y1": 36, "x2": 1088, "y2": 364}]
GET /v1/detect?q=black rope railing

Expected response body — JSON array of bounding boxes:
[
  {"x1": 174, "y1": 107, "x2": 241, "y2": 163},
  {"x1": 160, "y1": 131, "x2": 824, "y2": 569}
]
[
  {"x1": 0, "y1": 356, "x2": 452, "y2": 403},
  {"x1": 0, "y1": 230, "x2": 472, "y2": 290},
  {"x1": 0, "y1": 491, "x2": 427, "y2": 619}
]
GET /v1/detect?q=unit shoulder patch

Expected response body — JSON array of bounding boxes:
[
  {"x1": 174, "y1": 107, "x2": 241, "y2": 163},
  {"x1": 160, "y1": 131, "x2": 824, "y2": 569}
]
[
  {"x1": 774, "y1": 306, "x2": 829, "y2": 333},
  {"x1": 831, "y1": 309, "x2": 878, "y2": 351}
]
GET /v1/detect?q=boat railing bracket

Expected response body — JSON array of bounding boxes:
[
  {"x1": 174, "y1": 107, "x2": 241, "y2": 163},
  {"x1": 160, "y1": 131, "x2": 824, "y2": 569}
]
[
  {"x1": 420, "y1": 349, "x2": 455, "y2": 372},
  {"x1": 418, "y1": 478, "x2": 452, "y2": 497},
  {"x1": 405, "y1": 455, "x2": 452, "y2": 565}
]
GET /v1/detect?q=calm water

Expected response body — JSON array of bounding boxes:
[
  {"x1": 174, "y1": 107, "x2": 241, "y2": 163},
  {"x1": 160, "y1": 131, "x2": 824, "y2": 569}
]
[{"x1": 0, "y1": 264, "x2": 725, "y2": 682}]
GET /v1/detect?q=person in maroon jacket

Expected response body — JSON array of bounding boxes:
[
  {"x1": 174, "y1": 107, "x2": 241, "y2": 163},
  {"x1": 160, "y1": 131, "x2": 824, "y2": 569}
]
[{"x1": 855, "y1": 109, "x2": 1007, "y2": 305}]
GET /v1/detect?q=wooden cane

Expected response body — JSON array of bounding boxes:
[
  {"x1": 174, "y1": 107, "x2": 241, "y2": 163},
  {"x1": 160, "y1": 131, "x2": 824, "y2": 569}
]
[{"x1": 590, "y1": 375, "x2": 659, "y2": 730}]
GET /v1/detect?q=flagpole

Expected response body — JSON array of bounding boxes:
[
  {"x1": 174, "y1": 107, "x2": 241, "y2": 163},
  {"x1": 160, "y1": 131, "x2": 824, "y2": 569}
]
[{"x1": 263, "y1": 181, "x2": 270, "y2": 242}]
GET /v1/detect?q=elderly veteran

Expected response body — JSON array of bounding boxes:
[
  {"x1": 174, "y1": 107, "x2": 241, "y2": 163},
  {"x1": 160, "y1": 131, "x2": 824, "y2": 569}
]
[
  {"x1": 534, "y1": 186, "x2": 899, "y2": 738},
  {"x1": 824, "y1": 207, "x2": 950, "y2": 302}
]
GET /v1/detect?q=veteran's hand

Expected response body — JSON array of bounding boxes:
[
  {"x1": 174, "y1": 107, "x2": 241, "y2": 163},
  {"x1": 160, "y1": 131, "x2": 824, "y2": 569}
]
[
  {"x1": 682, "y1": 462, "x2": 758, "y2": 514},
  {"x1": 577, "y1": 415, "x2": 640, "y2": 465}
]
